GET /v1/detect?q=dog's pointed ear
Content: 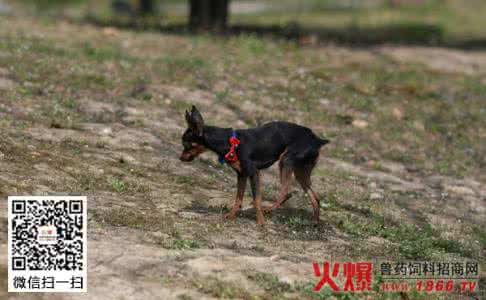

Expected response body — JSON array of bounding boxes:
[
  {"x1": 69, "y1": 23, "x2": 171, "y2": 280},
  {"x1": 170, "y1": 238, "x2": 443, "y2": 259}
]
[
  {"x1": 190, "y1": 106, "x2": 204, "y2": 136},
  {"x1": 185, "y1": 110, "x2": 191, "y2": 126},
  {"x1": 185, "y1": 106, "x2": 204, "y2": 136}
]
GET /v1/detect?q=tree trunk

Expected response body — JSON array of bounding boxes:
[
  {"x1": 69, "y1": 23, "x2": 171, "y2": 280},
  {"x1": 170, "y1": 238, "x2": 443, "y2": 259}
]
[
  {"x1": 212, "y1": 0, "x2": 228, "y2": 29},
  {"x1": 139, "y1": 0, "x2": 154, "y2": 15},
  {"x1": 189, "y1": 0, "x2": 229, "y2": 31}
]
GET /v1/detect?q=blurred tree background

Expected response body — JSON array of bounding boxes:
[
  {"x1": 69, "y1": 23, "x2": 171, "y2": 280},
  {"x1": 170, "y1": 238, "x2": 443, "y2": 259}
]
[
  {"x1": 11, "y1": 0, "x2": 232, "y2": 30},
  {"x1": 6, "y1": 0, "x2": 486, "y2": 46}
]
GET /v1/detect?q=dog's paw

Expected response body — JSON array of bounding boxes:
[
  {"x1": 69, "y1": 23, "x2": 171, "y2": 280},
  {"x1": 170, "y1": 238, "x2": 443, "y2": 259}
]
[
  {"x1": 256, "y1": 219, "x2": 265, "y2": 226},
  {"x1": 223, "y1": 212, "x2": 237, "y2": 220},
  {"x1": 262, "y1": 206, "x2": 275, "y2": 213}
]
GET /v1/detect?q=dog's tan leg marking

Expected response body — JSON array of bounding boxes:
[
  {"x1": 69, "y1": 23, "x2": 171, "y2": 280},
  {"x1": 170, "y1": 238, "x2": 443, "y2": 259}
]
[
  {"x1": 224, "y1": 174, "x2": 247, "y2": 220},
  {"x1": 264, "y1": 163, "x2": 293, "y2": 212},
  {"x1": 294, "y1": 156, "x2": 320, "y2": 222},
  {"x1": 250, "y1": 171, "x2": 265, "y2": 225}
]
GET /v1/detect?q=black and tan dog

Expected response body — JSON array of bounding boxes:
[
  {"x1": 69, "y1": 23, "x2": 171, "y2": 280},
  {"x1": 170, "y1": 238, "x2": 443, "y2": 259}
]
[{"x1": 180, "y1": 106, "x2": 329, "y2": 225}]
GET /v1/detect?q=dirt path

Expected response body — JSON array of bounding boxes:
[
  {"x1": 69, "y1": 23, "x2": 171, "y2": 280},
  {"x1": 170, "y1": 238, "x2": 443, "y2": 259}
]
[{"x1": 0, "y1": 15, "x2": 485, "y2": 299}]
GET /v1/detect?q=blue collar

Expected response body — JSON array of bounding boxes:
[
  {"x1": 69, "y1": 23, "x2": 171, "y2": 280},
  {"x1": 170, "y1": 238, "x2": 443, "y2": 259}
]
[{"x1": 219, "y1": 130, "x2": 237, "y2": 164}]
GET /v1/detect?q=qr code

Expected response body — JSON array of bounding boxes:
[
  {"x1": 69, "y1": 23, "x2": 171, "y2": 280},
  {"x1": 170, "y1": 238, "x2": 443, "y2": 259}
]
[{"x1": 8, "y1": 196, "x2": 87, "y2": 293}]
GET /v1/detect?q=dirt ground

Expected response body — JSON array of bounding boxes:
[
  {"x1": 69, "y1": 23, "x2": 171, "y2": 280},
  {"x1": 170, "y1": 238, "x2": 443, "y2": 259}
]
[{"x1": 0, "y1": 14, "x2": 485, "y2": 300}]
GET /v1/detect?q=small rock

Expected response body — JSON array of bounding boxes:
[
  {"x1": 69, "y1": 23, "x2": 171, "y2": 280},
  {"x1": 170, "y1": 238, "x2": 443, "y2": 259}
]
[
  {"x1": 367, "y1": 236, "x2": 387, "y2": 245},
  {"x1": 0, "y1": 67, "x2": 8, "y2": 76},
  {"x1": 369, "y1": 192, "x2": 384, "y2": 200},
  {"x1": 319, "y1": 98, "x2": 330, "y2": 106},
  {"x1": 236, "y1": 120, "x2": 246, "y2": 127},
  {"x1": 0, "y1": 77, "x2": 15, "y2": 90},
  {"x1": 151, "y1": 232, "x2": 170, "y2": 239},
  {"x1": 102, "y1": 27, "x2": 118, "y2": 36},
  {"x1": 389, "y1": 184, "x2": 408, "y2": 192},
  {"x1": 297, "y1": 68, "x2": 307, "y2": 76},
  {"x1": 270, "y1": 255, "x2": 279, "y2": 261},
  {"x1": 242, "y1": 100, "x2": 257, "y2": 112},
  {"x1": 121, "y1": 155, "x2": 136, "y2": 163},
  {"x1": 413, "y1": 120, "x2": 425, "y2": 131},
  {"x1": 392, "y1": 107, "x2": 404, "y2": 120},
  {"x1": 352, "y1": 119, "x2": 368, "y2": 128},
  {"x1": 443, "y1": 185, "x2": 475, "y2": 196},
  {"x1": 380, "y1": 161, "x2": 406, "y2": 173},
  {"x1": 179, "y1": 211, "x2": 200, "y2": 219},
  {"x1": 320, "y1": 202, "x2": 331, "y2": 208},
  {"x1": 101, "y1": 127, "x2": 113, "y2": 135}
]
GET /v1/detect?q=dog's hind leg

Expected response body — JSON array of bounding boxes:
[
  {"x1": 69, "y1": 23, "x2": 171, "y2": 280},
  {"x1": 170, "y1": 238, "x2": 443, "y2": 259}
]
[
  {"x1": 224, "y1": 174, "x2": 247, "y2": 220},
  {"x1": 264, "y1": 158, "x2": 293, "y2": 212},
  {"x1": 294, "y1": 162, "x2": 320, "y2": 222}
]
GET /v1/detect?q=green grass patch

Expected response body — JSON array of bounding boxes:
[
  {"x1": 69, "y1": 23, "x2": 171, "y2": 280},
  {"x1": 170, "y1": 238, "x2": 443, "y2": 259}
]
[
  {"x1": 336, "y1": 212, "x2": 475, "y2": 259},
  {"x1": 107, "y1": 176, "x2": 128, "y2": 193},
  {"x1": 169, "y1": 239, "x2": 201, "y2": 250},
  {"x1": 69, "y1": 72, "x2": 113, "y2": 89},
  {"x1": 247, "y1": 272, "x2": 292, "y2": 296},
  {"x1": 192, "y1": 276, "x2": 252, "y2": 299},
  {"x1": 91, "y1": 208, "x2": 147, "y2": 229},
  {"x1": 82, "y1": 43, "x2": 136, "y2": 62},
  {"x1": 175, "y1": 175, "x2": 195, "y2": 186},
  {"x1": 90, "y1": 207, "x2": 174, "y2": 231},
  {"x1": 293, "y1": 281, "x2": 362, "y2": 300}
]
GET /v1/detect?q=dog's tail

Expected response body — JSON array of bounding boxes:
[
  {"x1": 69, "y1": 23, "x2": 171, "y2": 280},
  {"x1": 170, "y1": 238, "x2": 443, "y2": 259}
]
[
  {"x1": 294, "y1": 137, "x2": 329, "y2": 165},
  {"x1": 316, "y1": 137, "x2": 330, "y2": 148}
]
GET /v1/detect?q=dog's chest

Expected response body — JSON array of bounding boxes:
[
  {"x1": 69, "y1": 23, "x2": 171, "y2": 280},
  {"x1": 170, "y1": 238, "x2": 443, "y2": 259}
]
[{"x1": 228, "y1": 160, "x2": 242, "y2": 173}]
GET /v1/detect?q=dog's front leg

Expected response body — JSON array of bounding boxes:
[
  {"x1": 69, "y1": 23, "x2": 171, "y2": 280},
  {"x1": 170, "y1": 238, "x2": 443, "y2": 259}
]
[
  {"x1": 250, "y1": 170, "x2": 265, "y2": 225},
  {"x1": 224, "y1": 174, "x2": 247, "y2": 220}
]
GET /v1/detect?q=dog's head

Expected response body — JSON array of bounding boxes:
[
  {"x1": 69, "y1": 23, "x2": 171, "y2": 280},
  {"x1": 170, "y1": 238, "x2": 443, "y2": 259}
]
[{"x1": 180, "y1": 105, "x2": 206, "y2": 162}]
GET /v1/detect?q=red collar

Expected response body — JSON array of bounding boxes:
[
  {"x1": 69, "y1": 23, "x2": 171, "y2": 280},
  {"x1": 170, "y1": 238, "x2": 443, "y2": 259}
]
[{"x1": 221, "y1": 130, "x2": 240, "y2": 163}]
